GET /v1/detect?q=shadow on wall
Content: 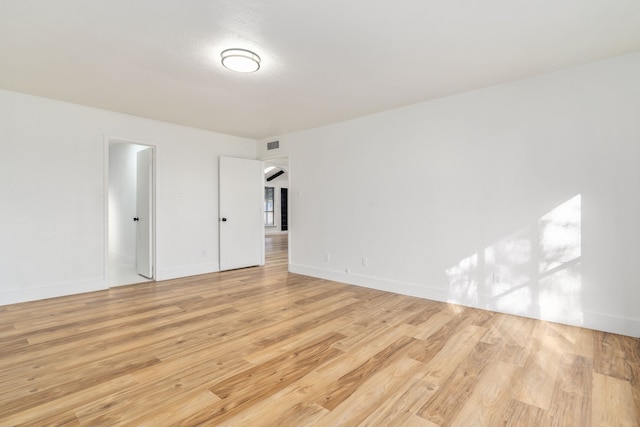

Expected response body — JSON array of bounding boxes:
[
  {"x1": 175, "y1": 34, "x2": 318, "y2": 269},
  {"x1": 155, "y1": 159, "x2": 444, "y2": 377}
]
[{"x1": 446, "y1": 195, "x2": 582, "y2": 325}]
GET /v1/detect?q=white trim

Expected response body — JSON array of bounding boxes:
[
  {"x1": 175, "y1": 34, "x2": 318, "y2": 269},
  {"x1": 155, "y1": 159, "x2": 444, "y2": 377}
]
[
  {"x1": 289, "y1": 263, "x2": 451, "y2": 301},
  {"x1": 260, "y1": 162, "x2": 266, "y2": 267},
  {"x1": 0, "y1": 278, "x2": 106, "y2": 306},
  {"x1": 103, "y1": 137, "x2": 109, "y2": 283},
  {"x1": 289, "y1": 263, "x2": 640, "y2": 338},
  {"x1": 156, "y1": 263, "x2": 219, "y2": 281},
  {"x1": 286, "y1": 154, "x2": 292, "y2": 264},
  {"x1": 580, "y1": 312, "x2": 640, "y2": 339}
]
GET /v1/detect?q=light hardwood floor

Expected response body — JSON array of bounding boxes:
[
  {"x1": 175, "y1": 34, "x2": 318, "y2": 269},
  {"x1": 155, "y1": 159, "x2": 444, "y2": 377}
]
[{"x1": 0, "y1": 234, "x2": 638, "y2": 426}]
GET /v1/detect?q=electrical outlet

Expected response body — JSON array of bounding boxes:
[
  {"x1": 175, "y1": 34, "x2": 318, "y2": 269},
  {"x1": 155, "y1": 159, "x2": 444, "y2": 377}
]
[
  {"x1": 362, "y1": 257, "x2": 368, "y2": 267},
  {"x1": 324, "y1": 252, "x2": 330, "y2": 262}
]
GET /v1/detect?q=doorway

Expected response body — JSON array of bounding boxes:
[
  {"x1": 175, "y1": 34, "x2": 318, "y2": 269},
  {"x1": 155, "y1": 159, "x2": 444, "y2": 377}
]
[
  {"x1": 263, "y1": 156, "x2": 289, "y2": 265},
  {"x1": 107, "y1": 140, "x2": 155, "y2": 287}
]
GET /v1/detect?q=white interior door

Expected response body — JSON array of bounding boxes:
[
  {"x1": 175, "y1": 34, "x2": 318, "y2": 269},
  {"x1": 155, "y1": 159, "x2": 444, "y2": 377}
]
[
  {"x1": 219, "y1": 156, "x2": 264, "y2": 270},
  {"x1": 136, "y1": 148, "x2": 153, "y2": 278}
]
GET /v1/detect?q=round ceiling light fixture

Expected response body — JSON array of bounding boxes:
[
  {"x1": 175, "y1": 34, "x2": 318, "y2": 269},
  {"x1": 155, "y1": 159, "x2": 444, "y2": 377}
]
[{"x1": 221, "y1": 48, "x2": 261, "y2": 73}]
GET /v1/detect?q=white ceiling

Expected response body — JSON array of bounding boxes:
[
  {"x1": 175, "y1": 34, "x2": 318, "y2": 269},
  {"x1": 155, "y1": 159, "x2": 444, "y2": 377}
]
[{"x1": 1, "y1": 1, "x2": 640, "y2": 140}]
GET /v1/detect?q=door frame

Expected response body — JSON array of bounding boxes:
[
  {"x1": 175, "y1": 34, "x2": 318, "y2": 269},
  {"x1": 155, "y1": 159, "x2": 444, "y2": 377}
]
[
  {"x1": 103, "y1": 135, "x2": 157, "y2": 286},
  {"x1": 261, "y1": 154, "x2": 291, "y2": 265}
]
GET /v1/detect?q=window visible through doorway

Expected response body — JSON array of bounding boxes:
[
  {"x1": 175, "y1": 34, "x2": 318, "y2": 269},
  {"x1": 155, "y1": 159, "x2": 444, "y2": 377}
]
[
  {"x1": 280, "y1": 188, "x2": 288, "y2": 231},
  {"x1": 264, "y1": 187, "x2": 274, "y2": 226}
]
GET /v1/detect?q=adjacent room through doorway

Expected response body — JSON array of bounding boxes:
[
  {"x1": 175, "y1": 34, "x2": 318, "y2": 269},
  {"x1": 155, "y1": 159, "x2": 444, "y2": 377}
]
[
  {"x1": 107, "y1": 140, "x2": 155, "y2": 287},
  {"x1": 263, "y1": 156, "x2": 289, "y2": 265}
]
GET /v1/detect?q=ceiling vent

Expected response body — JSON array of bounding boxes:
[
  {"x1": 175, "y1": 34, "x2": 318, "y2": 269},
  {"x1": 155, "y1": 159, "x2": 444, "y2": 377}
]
[{"x1": 266, "y1": 140, "x2": 279, "y2": 150}]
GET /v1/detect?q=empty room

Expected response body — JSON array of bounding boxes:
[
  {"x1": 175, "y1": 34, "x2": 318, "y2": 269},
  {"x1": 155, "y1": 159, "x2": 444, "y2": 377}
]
[{"x1": 1, "y1": 1, "x2": 639, "y2": 425}]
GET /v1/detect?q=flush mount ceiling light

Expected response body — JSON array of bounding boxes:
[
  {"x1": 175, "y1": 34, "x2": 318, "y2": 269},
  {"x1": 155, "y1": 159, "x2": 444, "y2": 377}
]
[{"x1": 221, "y1": 48, "x2": 261, "y2": 73}]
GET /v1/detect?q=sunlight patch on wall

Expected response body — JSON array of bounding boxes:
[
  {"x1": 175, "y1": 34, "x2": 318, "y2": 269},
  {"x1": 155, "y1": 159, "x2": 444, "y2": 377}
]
[
  {"x1": 446, "y1": 195, "x2": 582, "y2": 324},
  {"x1": 539, "y1": 262, "x2": 582, "y2": 324},
  {"x1": 485, "y1": 228, "x2": 532, "y2": 314},
  {"x1": 539, "y1": 195, "x2": 581, "y2": 273},
  {"x1": 445, "y1": 253, "x2": 478, "y2": 306},
  {"x1": 538, "y1": 195, "x2": 582, "y2": 324}
]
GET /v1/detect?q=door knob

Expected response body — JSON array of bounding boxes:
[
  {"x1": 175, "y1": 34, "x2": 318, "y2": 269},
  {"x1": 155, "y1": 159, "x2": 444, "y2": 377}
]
[
  {"x1": 133, "y1": 217, "x2": 139, "y2": 221},
  {"x1": 221, "y1": 217, "x2": 227, "y2": 222}
]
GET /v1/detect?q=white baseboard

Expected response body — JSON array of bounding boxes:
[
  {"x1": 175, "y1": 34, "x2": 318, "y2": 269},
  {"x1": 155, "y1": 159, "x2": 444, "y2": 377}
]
[
  {"x1": 0, "y1": 278, "x2": 107, "y2": 306},
  {"x1": 156, "y1": 262, "x2": 219, "y2": 281},
  {"x1": 289, "y1": 263, "x2": 640, "y2": 338},
  {"x1": 580, "y1": 311, "x2": 640, "y2": 338},
  {"x1": 289, "y1": 263, "x2": 450, "y2": 301}
]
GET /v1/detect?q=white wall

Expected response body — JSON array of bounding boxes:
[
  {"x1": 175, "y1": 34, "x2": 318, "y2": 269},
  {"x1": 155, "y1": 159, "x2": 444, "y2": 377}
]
[
  {"x1": 276, "y1": 52, "x2": 640, "y2": 337},
  {"x1": 0, "y1": 89, "x2": 255, "y2": 305}
]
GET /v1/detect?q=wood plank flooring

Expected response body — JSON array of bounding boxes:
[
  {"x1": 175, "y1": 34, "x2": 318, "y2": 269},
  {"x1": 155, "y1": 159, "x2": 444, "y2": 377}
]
[{"x1": 0, "y1": 234, "x2": 638, "y2": 426}]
